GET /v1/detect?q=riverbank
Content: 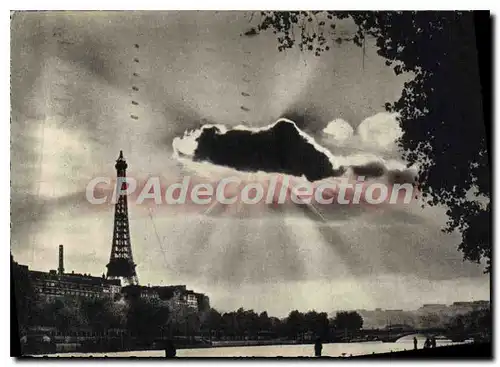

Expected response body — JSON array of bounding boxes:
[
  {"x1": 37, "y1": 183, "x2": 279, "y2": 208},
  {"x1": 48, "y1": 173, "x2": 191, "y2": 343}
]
[
  {"x1": 24, "y1": 339, "x2": 299, "y2": 355},
  {"x1": 345, "y1": 342, "x2": 492, "y2": 359},
  {"x1": 24, "y1": 339, "x2": 482, "y2": 358}
]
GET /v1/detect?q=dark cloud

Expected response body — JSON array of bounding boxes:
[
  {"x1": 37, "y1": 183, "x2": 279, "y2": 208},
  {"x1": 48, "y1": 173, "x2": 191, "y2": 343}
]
[
  {"x1": 350, "y1": 162, "x2": 416, "y2": 186},
  {"x1": 185, "y1": 119, "x2": 417, "y2": 188},
  {"x1": 242, "y1": 27, "x2": 258, "y2": 37},
  {"x1": 351, "y1": 161, "x2": 386, "y2": 178},
  {"x1": 193, "y1": 119, "x2": 345, "y2": 181},
  {"x1": 388, "y1": 168, "x2": 417, "y2": 185}
]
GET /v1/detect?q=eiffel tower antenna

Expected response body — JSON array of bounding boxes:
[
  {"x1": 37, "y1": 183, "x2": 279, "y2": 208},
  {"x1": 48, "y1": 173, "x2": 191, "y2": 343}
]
[{"x1": 106, "y1": 151, "x2": 139, "y2": 286}]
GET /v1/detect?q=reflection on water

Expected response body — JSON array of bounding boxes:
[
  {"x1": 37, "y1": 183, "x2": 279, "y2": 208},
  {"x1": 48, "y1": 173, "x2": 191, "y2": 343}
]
[{"x1": 47, "y1": 338, "x2": 465, "y2": 358}]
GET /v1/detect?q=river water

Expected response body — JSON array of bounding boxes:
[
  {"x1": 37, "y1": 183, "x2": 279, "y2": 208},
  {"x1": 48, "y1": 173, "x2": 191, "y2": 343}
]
[{"x1": 46, "y1": 336, "x2": 468, "y2": 358}]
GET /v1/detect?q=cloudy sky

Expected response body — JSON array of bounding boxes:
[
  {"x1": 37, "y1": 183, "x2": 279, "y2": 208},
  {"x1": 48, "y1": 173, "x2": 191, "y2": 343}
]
[{"x1": 11, "y1": 11, "x2": 489, "y2": 317}]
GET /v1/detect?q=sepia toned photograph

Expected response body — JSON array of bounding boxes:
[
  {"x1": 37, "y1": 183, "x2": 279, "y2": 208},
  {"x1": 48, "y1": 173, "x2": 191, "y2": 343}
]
[{"x1": 10, "y1": 10, "x2": 491, "y2": 359}]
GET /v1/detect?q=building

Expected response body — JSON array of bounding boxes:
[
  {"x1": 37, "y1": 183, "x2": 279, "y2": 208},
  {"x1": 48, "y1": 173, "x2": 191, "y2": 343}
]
[
  {"x1": 358, "y1": 308, "x2": 417, "y2": 329},
  {"x1": 158, "y1": 286, "x2": 199, "y2": 311},
  {"x1": 449, "y1": 300, "x2": 490, "y2": 315},
  {"x1": 151, "y1": 285, "x2": 187, "y2": 306},
  {"x1": 13, "y1": 154, "x2": 210, "y2": 311},
  {"x1": 471, "y1": 300, "x2": 490, "y2": 309},
  {"x1": 184, "y1": 290, "x2": 199, "y2": 310},
  {"x1": 121, "y1": 285, "x2": 160, "y2": 301},
  {"x1": 16, "y1": 245, "x2": 206, "y2": 308},
  {"x1": 195, "y1": 293, "x2": 211, "y2": 313},
  {"x1": 136, "y1": 285, "x2": 210, "y2": 313},
  {"x1": 26, "y1": 245, "x2": 122, "y2": 301},
  {"x1": 30, "y1": 270, "x2": 121, "y2": 301},
  {"x1": 417, "y1": 304, "x2": 448, "y2": 315}
]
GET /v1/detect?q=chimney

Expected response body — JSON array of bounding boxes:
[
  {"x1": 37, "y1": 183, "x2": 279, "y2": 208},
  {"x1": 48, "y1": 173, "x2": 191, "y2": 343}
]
[{"x1": 58, "y1": 245, "x2": 64, "y2": 275}]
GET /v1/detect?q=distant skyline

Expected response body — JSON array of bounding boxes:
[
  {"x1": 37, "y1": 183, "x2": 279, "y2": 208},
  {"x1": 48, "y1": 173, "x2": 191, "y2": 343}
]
[
  {"x1": 11, "y1": 250, "x2": 490, "y2": 318},
  {"x1": 11, "y1": 11, "x2": 489, "y2": 317}
]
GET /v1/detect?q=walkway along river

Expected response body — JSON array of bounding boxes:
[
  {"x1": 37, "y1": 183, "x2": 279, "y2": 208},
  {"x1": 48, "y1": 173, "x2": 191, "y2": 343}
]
[{"x1": 43, "y1": 336, "x2": 469, "y2": 358}]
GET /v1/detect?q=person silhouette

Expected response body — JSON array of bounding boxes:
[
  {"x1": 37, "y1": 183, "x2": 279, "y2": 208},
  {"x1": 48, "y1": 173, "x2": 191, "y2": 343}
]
[
  {"x1": 413, "y1": 337, "x2": 418, "y2": 350},
  {"x1": 431, "y1": 337, "x2": 437, "y2": 348},
  {"x1": 165, "y1": 340, "x2": 177, "y2": 358},
  {"x1": 314, "y1": 338, "x2": 323, "y2": 357},
  {"x1": 423, "y1": 338, "x2": 431, "y2": 349}
]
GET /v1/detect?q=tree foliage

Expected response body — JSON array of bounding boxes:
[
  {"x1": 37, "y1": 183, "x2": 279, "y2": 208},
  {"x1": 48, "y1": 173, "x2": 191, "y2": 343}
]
[
  {"x1": 200, "y1": 307, "x2": 334, "y2": 340},
  {"x1": 169, "y1": 305, "x2": 200, "y2": 337},
  {"x1": 332, "y1": 311, "x2": 364, "y2": 331},
  {"x1": 126, "y1": 298, "x2": 170, "y2": 337},
  {"x1": 285, "y1": 310, "x2": 307, "y2": 338},
  {"x1": 446, "y1": 307, "x2": 491, "y2": 340},
  {"x1": 27, "y1": 298, "x2": 88, "y2": 332},
  {"x1": 12, "y1": 261, "x2": 35, "y2": 332},
  {"x1": 253, "y1": 11, "x2": 490, "y2": 272},
  {"x1": 418, "y1": 312, "x2": 443, "y2": 329},
  {"x1": 80, "y1": 297, "x2": 126, "y2": 331}
]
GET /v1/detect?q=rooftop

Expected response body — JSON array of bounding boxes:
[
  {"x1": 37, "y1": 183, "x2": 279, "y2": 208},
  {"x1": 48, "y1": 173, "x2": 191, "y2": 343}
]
[{"x1": 29, "y1": 270, "x2": 121, "y2": 286}]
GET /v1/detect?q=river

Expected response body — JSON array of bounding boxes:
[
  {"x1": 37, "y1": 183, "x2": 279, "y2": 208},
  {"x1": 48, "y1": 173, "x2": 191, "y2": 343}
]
[{"x1": 45, "y1": 336, "x2": 469, "y2": 358}]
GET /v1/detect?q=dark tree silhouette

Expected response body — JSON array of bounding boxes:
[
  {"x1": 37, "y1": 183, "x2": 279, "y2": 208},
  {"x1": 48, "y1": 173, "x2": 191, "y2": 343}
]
[
  {"x1": 446, "y1": 307, "x2": 491, "y2": 341},
  {"x1": 202, "y1": 308, "x2": 223, "y2": 338},
  {"x1": 11, "y1": 258, "x2": 34, "y2": 332},
  {"x1": 81, "y1": 297, "x2": 126, "y2": 332},
  {"x1": 126, "y1": 298, "x2": 170, "y2": 337},
  {"x1": 418, "y1": 313, "x2": 443, "y2": 329},
  {"x1": 258, "y1": 311, "x2": 272, "y2": 331},
  {"x1": 333, "y1": 311, "x2": 364, "y2": 331},
  {"x1": 253, "y1": 11, "x2": 490, "y2": 272},
  {"x1": 171, "y1": 306, "x2": 201, "y2": 339},
  {"x1": 304, "y1": 310, "x2": 330, "y2": 339},
  {"x1": 285, "y1": 310, "x2": 307, "y2": 340},
  {"x1": 48, "y1": 298, "x2": 87, "y2": 332},
  {"x1": 203, "y1": 308, "x2": 333, "y2": 340}
]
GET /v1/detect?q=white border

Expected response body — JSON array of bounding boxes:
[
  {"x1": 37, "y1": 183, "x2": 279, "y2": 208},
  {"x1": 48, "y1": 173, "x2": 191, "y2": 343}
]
[
  {"x1": 4, "y1": 1, "x2": 500, "y2": 10},
  {"x1": 3, "y1": 3, "x2": 498, "y2": 367}
]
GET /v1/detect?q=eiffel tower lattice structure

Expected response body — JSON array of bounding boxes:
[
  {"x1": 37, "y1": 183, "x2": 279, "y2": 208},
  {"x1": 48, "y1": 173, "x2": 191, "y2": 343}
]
[{"x1": 106, "y1": 150, "x2": 139, "y2": 286}]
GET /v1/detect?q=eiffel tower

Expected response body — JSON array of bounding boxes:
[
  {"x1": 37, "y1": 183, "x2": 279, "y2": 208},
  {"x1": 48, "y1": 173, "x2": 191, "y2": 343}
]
[{"x1": 106, "y1": 151, "x2": 139, "y2": 286}]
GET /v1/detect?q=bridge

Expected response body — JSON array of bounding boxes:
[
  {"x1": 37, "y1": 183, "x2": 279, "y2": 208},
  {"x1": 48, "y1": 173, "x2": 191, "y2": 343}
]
[
  {"x1": 332, "y1": 327, "x2": 450, "y2": 343},
  {"x1": 374, "y1": 328, "x2": 447, "y2": 343}
]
